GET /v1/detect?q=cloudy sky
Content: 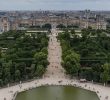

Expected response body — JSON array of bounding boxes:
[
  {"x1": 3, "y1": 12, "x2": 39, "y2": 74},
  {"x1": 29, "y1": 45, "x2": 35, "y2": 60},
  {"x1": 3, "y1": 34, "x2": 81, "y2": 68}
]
[{"x1": 0, "y1": 0, "x2": 110, "y2": 10}]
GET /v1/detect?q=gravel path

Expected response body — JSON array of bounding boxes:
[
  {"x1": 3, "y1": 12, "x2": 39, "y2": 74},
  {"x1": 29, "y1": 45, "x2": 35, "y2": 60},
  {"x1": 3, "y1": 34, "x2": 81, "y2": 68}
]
[{"x1": 44, "y1": 28, "x2": 67, "y2": 79}]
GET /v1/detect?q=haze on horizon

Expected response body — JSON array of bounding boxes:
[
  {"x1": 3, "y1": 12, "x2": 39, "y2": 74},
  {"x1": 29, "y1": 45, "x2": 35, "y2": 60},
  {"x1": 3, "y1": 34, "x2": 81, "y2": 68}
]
[{"x1": 0, "y1": 0, "x2": 110, "y2": 11}]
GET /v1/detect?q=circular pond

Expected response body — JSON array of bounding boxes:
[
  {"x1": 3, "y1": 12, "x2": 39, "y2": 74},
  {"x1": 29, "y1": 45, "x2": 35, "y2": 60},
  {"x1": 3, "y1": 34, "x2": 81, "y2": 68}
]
[{"x1": 15, "y1": 86, "x2": 99, "y2": 100}]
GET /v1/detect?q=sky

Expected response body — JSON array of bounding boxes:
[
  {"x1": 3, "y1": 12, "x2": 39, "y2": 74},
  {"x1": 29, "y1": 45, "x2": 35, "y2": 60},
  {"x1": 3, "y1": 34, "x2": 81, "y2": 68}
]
[{"x1": 0, "y1": 0, "x2": 110, "y2": 11}]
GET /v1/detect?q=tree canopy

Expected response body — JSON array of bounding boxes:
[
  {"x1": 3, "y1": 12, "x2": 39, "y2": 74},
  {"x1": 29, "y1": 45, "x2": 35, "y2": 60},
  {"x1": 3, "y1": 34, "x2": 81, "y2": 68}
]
[
  {"x1": 0, "y1": 30, "x2": 49, "y2": 86},
  {"x1": 58, "y1": 28, "x2": 110, "y2": 83}
]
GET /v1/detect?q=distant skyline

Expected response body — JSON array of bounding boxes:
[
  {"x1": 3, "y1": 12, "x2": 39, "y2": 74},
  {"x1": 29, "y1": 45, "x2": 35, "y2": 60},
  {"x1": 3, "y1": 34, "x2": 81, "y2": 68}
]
[{"x1": 0, "y1": 0, "x2": 110, "y2": 11}]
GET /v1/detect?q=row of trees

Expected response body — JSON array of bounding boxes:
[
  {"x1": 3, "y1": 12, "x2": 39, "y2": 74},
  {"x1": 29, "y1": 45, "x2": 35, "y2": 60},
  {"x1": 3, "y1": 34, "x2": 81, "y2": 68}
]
[
  {"x1": 29, "y1": 23, "x2": 79, "y2": 30},
  {"x1": 0, "y1": 31, "x2": 49, "y2": 86},
  {"x1": 56, "y1": 24, "x2": 79, "y2": 29},
  {"x1": 29, "y1": 23, "x2": 52, "y2": 30},
  {"x1": 58, "y1": 30, "x2": 80, "y2": 77},
  {"x1": 58, "y1": 29, "x2": 110, "y2": 84}
]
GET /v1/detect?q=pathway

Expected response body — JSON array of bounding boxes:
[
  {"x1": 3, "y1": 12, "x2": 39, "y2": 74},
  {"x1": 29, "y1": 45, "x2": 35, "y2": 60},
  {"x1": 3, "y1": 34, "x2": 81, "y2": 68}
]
[{"x1": 44, "y1": 28, "x2": 66, "y2": 79}]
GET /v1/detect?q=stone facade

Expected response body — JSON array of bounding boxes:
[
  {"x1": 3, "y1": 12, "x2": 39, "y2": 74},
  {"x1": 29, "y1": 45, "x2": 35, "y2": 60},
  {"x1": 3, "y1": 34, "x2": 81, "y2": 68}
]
[
  {"x1": 0, "y1": 11, "x2": 107, "y2": 32},
  {"x1": 0, "y1": 17, "x2": 10, "y2": 32}
]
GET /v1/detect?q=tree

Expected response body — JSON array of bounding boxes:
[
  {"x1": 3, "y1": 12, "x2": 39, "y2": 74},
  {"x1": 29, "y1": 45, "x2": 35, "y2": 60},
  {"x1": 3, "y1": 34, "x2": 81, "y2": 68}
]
[
  {"x1": 0, "y1": 79, "x2": 3, "y2": 86},
  {"x1": 56, "y1": 24, "x2": 66, "y2": 29},
  {"x1": 63, "y1": 51, "x2": 80, "y2": 76},
  {"x1": 41, "y1": 47, "x2": 48, "y2": 55},
  {"x1": 34, "y1": 65, "x2": 45, "y2": 77},
  {"x1": 2, "y1": 62, "x2": 11, "y2": 84},
  {"x1": 15, "y1": 70, "x2": 21, "y2": 82},
  {"x1": 41, "y1": 38, "x2": 48, "y2": 47},
  {"x1": 81, "y1": 29, "x2": 90, "y2": 41},
  {"x1": 42, "y1": 23, "x2": 52, "y2": 29},
  {"x1": 71, "y1": 29, "x2": 75, "y2": 35},
  {"x1": 34, "y1": 52, "x2": 47, "y2": 62},
  {"x1": 100, "y1": 63, "x2": 110, "y2": 85}
]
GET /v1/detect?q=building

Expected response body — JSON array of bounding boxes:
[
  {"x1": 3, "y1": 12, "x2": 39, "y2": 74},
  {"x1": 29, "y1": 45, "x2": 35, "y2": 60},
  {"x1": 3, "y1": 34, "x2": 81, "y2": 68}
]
[{"x1": 0, "y1": 10, "x2": 107, "y2": 32}]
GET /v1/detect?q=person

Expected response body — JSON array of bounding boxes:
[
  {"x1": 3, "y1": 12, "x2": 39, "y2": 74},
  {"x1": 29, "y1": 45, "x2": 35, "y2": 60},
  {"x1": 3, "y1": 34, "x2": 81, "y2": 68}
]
[
  {"x1": 4, "y1": 98, "x2": 6, "y2": 100},
  {"x1": 105, "y1": 96, "x2": 108, "y2": 100}
]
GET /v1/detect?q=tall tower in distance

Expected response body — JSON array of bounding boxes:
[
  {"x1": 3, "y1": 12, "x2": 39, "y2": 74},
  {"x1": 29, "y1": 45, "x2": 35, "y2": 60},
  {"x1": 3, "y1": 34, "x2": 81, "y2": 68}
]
[
  {"x1": 85, "y1": 10, "x2": 90, "y2": 28},
  {"x1": 96, "y1": 14, "x2": 107, "y2": 30},
  {"x1": 2, "y1": 16, "x2": 10, "y2": 32}
]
